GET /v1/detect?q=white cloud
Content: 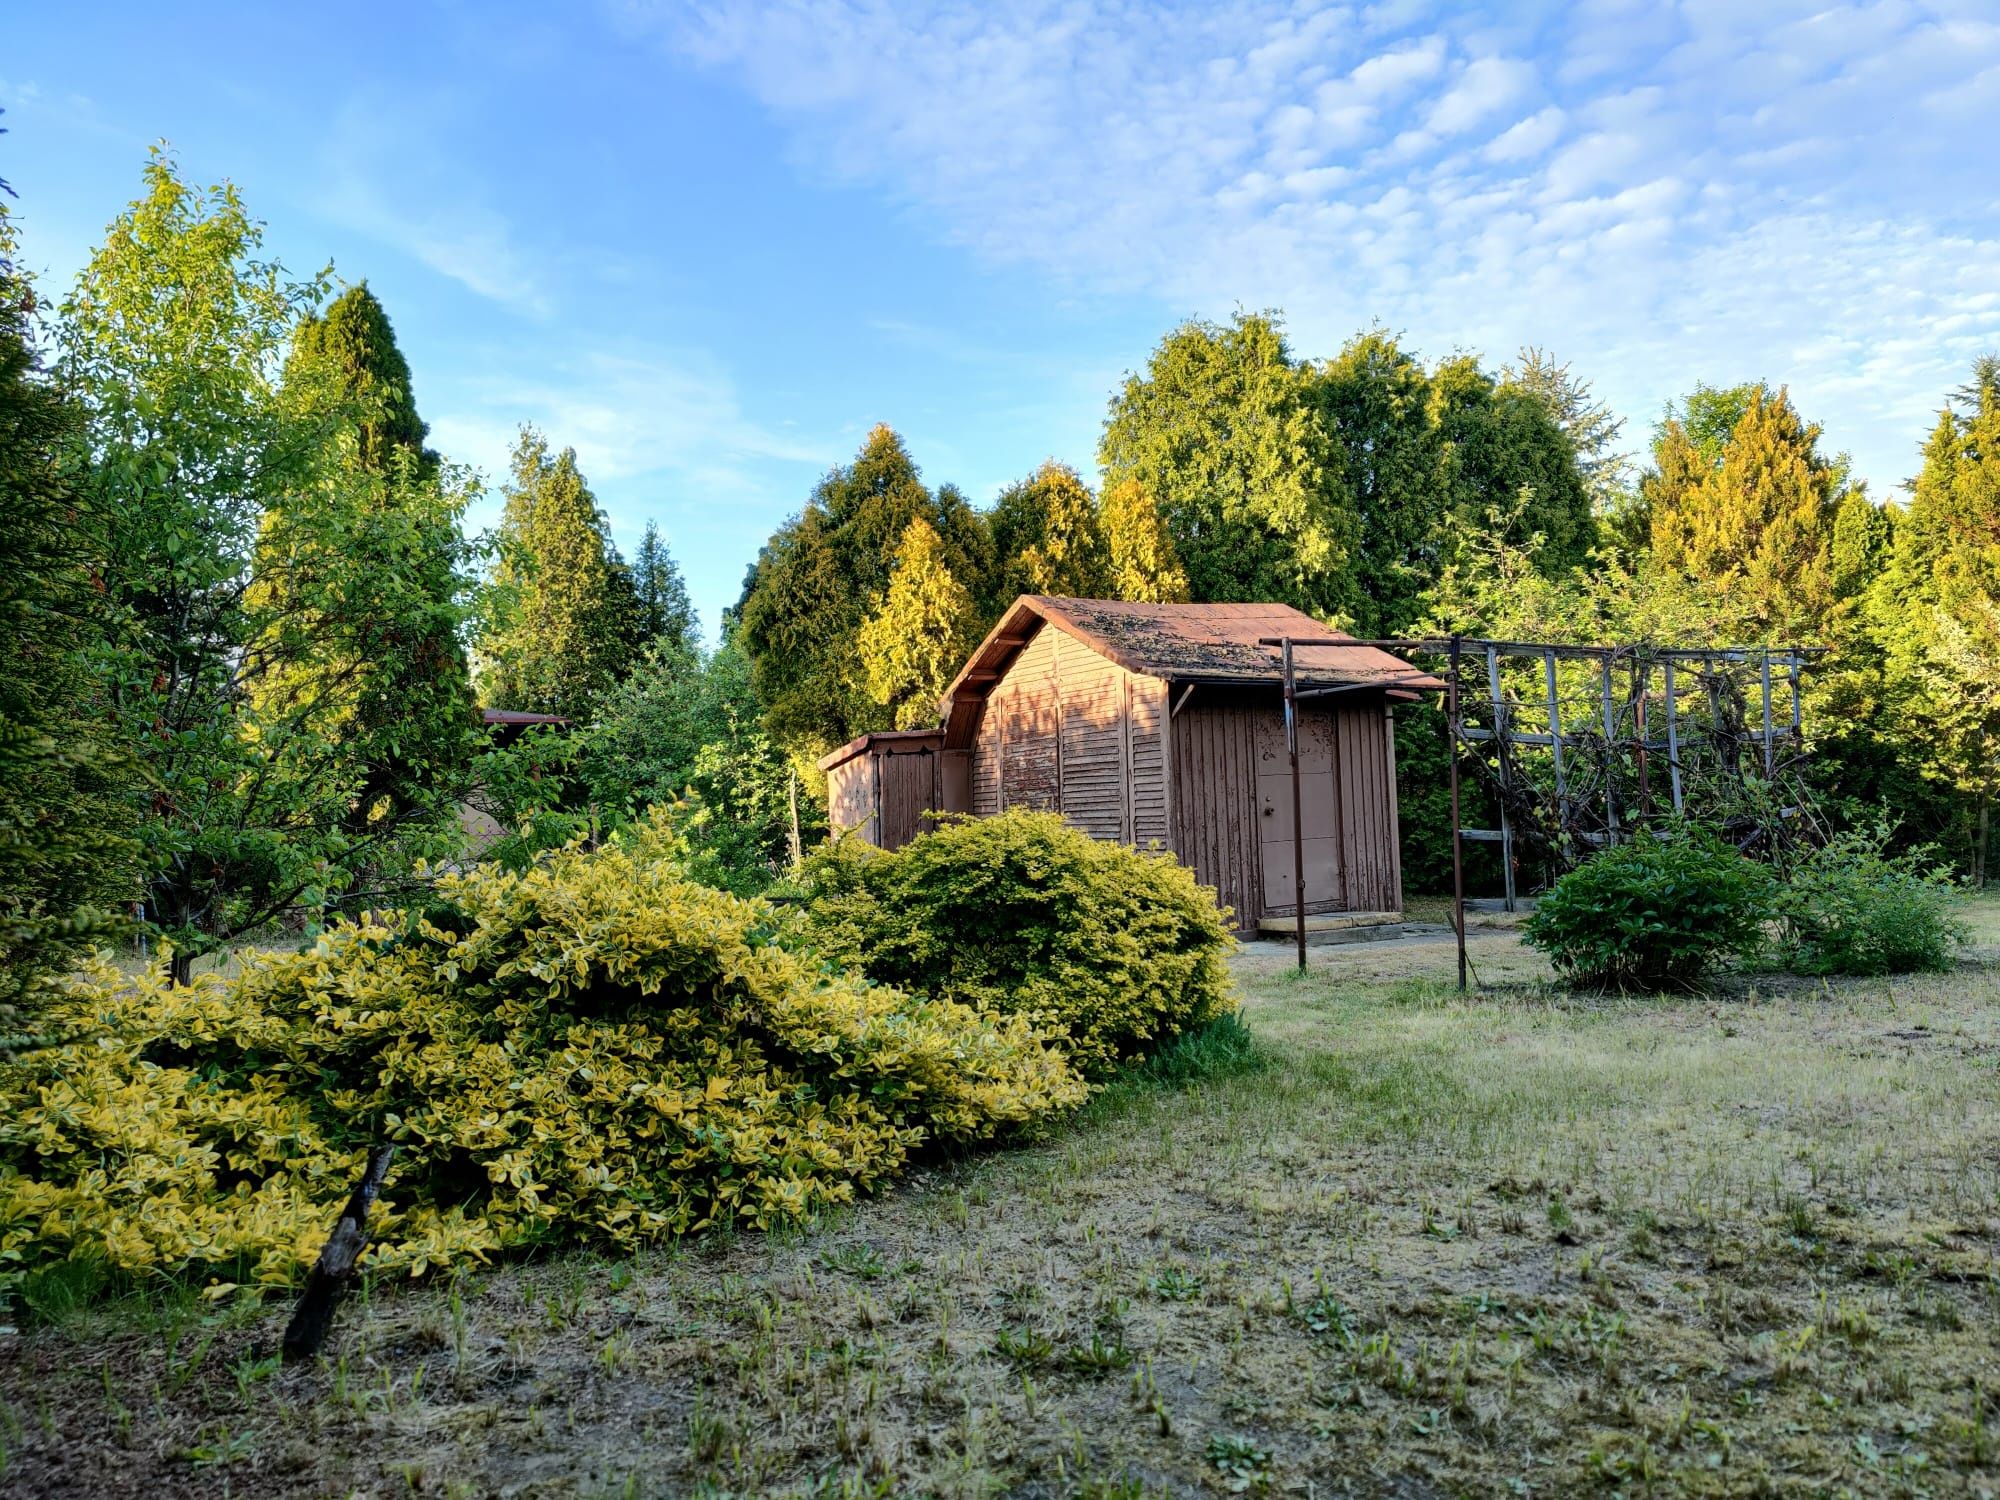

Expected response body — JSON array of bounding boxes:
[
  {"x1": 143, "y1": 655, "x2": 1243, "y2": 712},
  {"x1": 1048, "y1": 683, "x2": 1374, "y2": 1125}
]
[
  {"x1": 318, "y1": 98, "x2": 550, "y2": 315},
  {"x1": 1483, "y1": 105, "x2": 1566, "y2": 161},
  {"x1": 1425, "y1": 56, "x2": 1536, "y2": 136},
  {"x1": 432, "y1": 348, "x2": 827, "y2": 492},
  {"x1": 636, "y1": 0, "x2": 2000, "y2": 495}
]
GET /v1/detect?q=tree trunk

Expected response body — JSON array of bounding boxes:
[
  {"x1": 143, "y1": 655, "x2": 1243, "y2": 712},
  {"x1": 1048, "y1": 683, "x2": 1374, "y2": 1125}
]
[{"x1": 282, "y1": 1144, "x2": 397, "y2": 1363}]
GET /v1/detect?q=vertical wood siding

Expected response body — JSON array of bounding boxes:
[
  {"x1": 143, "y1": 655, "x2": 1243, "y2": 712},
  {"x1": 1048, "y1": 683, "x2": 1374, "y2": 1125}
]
[
  {"x1": 1169, "y1": 700, "x2": 1265, "y2": 933},
  {"x1": 826, "y1": 757, "x2": 876, "y2": 842},
  {"x1": 1331, "y1": 700, "x2": 1400, "y2": 911},
  {"x1": 878, "y1": 750, "x2": 939, "y2": 849},
  {"x1": 965, "y1": 623, "x2": 1171, "y2": 845}
]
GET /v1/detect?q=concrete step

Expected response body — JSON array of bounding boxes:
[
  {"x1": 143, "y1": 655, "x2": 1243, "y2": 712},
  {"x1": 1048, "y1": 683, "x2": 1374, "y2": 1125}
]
[{"x1": 1255, "y1": 911, "x2": 1417, "y2": 946}]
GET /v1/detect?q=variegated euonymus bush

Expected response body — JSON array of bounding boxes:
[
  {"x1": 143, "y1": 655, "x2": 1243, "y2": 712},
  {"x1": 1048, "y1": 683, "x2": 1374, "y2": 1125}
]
[{"x1": 0, "y1": 814, "x2": 1083, "y2": 1294}]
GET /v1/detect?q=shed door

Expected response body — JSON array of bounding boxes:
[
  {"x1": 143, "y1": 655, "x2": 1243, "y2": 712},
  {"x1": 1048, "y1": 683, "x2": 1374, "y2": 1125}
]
[
  {"x1": 878, "y1": 749, "x2": 937, "y2": 850},
  {"x1": 1255, "y1": 708, "x2": 1342, "y2": 916}
]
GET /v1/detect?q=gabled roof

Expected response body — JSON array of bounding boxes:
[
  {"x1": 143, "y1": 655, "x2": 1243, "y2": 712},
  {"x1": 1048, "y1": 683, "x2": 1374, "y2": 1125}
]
[{"x1": 940, "y1": 596, "x2": 1442, "y2": 745}]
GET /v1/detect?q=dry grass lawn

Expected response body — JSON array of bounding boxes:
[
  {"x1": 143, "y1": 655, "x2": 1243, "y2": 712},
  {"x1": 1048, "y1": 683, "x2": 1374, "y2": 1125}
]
[{"x1": 3, "y1": 907, "x2": 1998, "y2": 1497}]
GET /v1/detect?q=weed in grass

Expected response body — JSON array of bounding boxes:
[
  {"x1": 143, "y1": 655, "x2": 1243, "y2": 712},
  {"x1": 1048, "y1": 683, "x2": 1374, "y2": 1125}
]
[
  {"x1": 1062, "y1": 1332, "x2": 1134, "y2": 1376},
  {"x1": 820, "y1": 1243, "x2": 887, "y2": 1280},
  {"x1": 230, "y1": 1351, "x2": 280, "y2": 1402},
  {"x1": 1205, "y1": 1432, "x2": 1273, "y2": 1493},
  {"x1": 1146, "y1": 1266, "x2": 1202, "y2": 1302},
  {"x1": 993, "y1": 1326, "x2": 1054, "y2": 1368},
  {"x1": 182, "y1": 1421, "x2": 257, "y2": 1465}
]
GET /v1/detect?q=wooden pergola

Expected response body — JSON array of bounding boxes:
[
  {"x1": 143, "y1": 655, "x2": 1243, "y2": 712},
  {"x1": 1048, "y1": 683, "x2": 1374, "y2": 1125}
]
[{"x1": 1263, "y1": 634, "x2": 1823, "y2": 986}]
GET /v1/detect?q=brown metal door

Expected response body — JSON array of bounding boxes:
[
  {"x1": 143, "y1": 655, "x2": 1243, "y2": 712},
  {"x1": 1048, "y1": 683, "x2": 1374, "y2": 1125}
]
[{"x1": 1255, "y1": 708, "x2": 1342, "y2": 915}]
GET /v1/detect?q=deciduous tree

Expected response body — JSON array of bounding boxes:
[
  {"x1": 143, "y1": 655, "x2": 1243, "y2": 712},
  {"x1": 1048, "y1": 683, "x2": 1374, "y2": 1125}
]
[{"x1": 58, "y1": 151, "x2": 350, "y2": 976}]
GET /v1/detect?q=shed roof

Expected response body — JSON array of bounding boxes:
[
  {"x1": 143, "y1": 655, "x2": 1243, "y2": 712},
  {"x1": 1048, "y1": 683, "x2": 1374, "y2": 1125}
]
[
  {"x1": 816, "y1": 726, "x2": 944, "y2": 773},
  {"x1": 940, "y1": 596, "x2": 1442, "y2": 744}
]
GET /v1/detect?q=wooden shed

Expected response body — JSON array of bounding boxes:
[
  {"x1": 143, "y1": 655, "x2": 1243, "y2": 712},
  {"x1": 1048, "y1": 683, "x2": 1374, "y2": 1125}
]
[
  {"x1": 825, "y1": 597, "x2": 1439, "y2": 936},
  {"x1": 818, "y1": 728, "x2": 969, "y2": 850}
]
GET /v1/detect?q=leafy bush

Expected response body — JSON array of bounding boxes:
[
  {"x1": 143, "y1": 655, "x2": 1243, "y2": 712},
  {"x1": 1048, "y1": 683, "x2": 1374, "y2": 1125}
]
[
  {"x1": 0, "y1": 814, "x2": 1082, "y2": 1294},
  {"x1": 1775, "y1": 825, "x2": 1968, "y2": 975},
  {"x1": 791, "y1": 810, "x2": 1235, "y2": 1078},
  {"x1": 1523, "y1": 828, "x2": 1774, "y2": 990}
]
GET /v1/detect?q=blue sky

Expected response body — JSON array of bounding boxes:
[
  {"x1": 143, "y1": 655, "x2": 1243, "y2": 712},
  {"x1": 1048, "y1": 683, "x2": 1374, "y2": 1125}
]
[{"x1": 7, "y1": 2, "x2": 1999, "y2": 639}]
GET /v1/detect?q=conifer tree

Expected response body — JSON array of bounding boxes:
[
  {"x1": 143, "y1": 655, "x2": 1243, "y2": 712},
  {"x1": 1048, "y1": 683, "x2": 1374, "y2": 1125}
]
[
  {"x1": 1101, "y1": 313, "x2": 1356, "y2": 620},
  {"x1": 0, "y1": 207, "x2": 138, "y2": 1027},
  {"x1": 985, "y1": 460, "x2": 1111, "y2": 611},
  {"x1": 1869, "y1": 358, "x2": 2000, "y2": 878},
  {"x1": 249, "y1": 282, "x2": 477, "y2": 832},
  {"x1": 479, "y1": 429, "x2": 630, "y2": 717},
  {"x1": 1649, "y1": 386, "x2": 1842, "y2": 638},
  {"x1": 1505, "y1": 347, "x2": 1631, "y2": 514},
  {"x1": 1099, "y1": 477, "x2": 1189, "y2": 603},
  {"x1": 630, "y1": 520, "x2": 699, "y2": 657},
  {"x1": 739, "y1": 425, "x2": 982, "y2": 749},
  {"x1": 1307, "y1": 330, "x2": 1439, "y2": 634},
  {"x1": 857, "y1": 516, "x2": 978, "y2": 729},
  {"x1": 285, "y1": 282, "x2": 432, "y2": 471}
]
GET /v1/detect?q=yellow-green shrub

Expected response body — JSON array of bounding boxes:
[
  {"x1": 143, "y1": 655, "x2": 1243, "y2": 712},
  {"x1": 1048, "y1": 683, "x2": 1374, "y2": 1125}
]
[
  {"x1": 0, "y1": 816, "x2": 1083, "y2": 1292},
  {"x1": 791, "y1": 811, "x2": 1235, "y2": 1078}
]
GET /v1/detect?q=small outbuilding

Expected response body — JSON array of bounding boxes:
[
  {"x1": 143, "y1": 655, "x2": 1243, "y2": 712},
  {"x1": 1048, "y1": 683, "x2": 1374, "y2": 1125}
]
[{"x1": 821, "y1": 596, "x2": 1440, "y2": 935}]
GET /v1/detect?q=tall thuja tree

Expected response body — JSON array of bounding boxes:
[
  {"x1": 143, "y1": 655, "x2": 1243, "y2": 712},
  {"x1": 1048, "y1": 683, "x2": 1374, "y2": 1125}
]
[
  {"x1": 738, "y1": 424, "x2": 981, "y2": 750},
  {"x1": 285, "y1": 281, "x2": 433, "y2": 472},
  {"x1": 1630, "y1": 382, "x2": 1763, "y2": 553},
  {"x1": 1434, "y1": 354, "x2": 1596, "y2": 579},
  {"x1": 1870, "y1": 360, "x2": 2000, "y2": 877},
  {"x1": 857, "y1": 515, "x2": 979, "y2": 728},
  {"x1": 1101, "y1": 312, "x2": 1356, "y2": 620},
  {"x1": 1649, "y1": 386, "x2": 1845, "y2": 640},
  {"x1": 1306, "y1": 330, "x2": 1441, "y2": 635},
  {"x1": 630, "y1": 519, "x2": 699, "y2": 657},
  {"x1": 59, "y1": 151, "x2": 338, "y2": 976},
  {"x1": 983, "y1": 460, "x2": 1111, "y2": 614},
  {"x1": 478, "y1": 429, "x2": 630, "y2": 718},
  {"x1": 248, "y1": 283, "x2": 479, "y2": 839},
  {"x1": 0, "y1": 205, "x2": 139, "y2": 1029},
  {"x1": 1100, "y1": 477, "x2": 1189, "y2": 603}
]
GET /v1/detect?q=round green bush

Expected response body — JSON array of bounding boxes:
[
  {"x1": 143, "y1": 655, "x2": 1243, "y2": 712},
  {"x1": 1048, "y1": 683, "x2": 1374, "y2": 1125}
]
[
  {"x1": 1523, "y1": 828, "x2": 1774, "y2": 990},
  {"x1": 792, "y1": 810, "x2": 1236, "y2": 1078},
  {"x1": 1775, "y1": 825, "x2": 1968, "y2": 976}
]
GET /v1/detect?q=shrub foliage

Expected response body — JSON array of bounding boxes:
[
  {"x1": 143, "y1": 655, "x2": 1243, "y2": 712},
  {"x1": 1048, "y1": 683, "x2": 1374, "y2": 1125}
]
[
  {"x1": 792, "y1": 810, "x2": 1235, "y2": 1078},
  {"x1": 0, "y1": 817, "x2": 1083, "y2": 1293},
  {"x1": 1523, "y1": 827, "x2": 1773, "y2": 990},
  {"x1": 1775, "y1": 825, "x2": 1968, "y2": 975}
]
